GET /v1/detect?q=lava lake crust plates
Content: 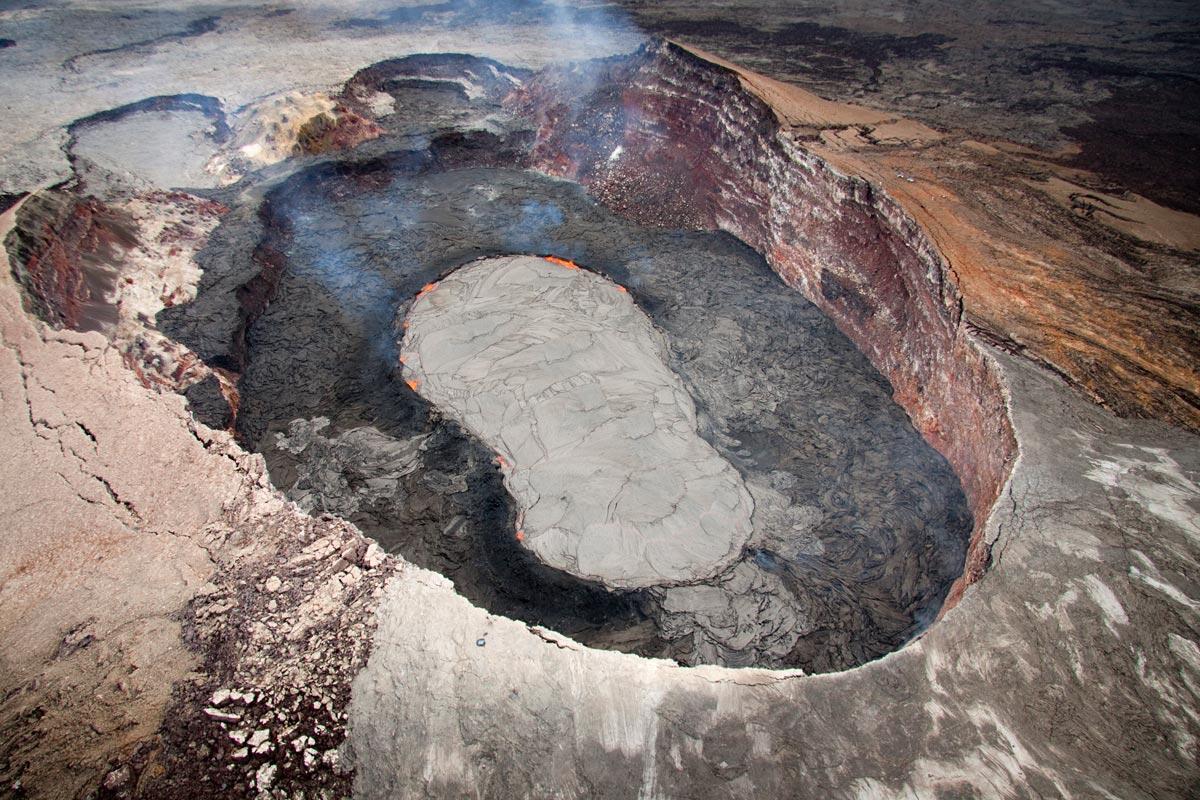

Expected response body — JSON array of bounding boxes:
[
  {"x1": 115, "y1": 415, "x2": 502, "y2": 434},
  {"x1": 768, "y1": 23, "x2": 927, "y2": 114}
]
[{"x1": 2, "y1": 16, "x2": 1197, "y2": 797}]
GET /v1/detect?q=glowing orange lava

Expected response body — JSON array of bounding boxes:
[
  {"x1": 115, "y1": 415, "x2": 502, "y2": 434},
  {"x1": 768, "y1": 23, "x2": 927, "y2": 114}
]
[
  {"x1": 544, "y1": 255, "x2": 580, "y2": 270},
  {"x1": 515, "y1": 529, "x2": 525, "y2": 542},
  {"x1": 405, "y1": 378, "x2": 421, "y2": 391},
  {"x1": 418, "y1": 282, "x2": 438, "y2": 295}
]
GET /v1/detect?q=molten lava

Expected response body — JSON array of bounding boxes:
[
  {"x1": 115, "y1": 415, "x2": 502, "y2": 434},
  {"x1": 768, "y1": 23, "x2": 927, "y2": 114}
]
[
  {"x1": 544, "y1": 255, "x2": 580, "y2": 270},
  {"x1": 544, "y1": 255, "x2": 631, "y2": 293}
]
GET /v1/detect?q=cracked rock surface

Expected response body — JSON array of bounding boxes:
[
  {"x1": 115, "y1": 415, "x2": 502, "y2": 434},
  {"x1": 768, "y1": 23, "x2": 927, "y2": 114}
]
[{"x1": 402, "y1": 255, "x2": 754, "y2": 588}]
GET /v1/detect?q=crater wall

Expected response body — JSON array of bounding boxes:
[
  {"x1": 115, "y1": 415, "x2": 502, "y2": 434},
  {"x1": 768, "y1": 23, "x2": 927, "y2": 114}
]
[{"x1": 510, "y1": 41, "x2": 1017, "y2": 601}]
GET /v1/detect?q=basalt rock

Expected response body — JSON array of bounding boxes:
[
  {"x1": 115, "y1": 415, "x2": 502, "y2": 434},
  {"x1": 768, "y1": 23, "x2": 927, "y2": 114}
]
[
  {"x1": 401, "y1": 255, "x2": 756, "y2": 590},
  {"x1": 160, "y1": 154, "x2": 970, "y2": 672},
  {"x1": 293, "y1": 107, "x2": 383, "y2": 156}
]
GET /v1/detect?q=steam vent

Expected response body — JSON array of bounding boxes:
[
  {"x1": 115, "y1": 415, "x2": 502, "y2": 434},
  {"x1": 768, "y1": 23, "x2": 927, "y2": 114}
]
[{"x1": 2, "y1": 3, "x2": 1199, "y2": 799}]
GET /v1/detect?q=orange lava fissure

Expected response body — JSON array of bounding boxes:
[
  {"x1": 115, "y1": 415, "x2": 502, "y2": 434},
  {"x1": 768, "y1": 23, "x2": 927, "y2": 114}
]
[{"x1": 544, "y1": 255, "x2": 580, "y2": 270}]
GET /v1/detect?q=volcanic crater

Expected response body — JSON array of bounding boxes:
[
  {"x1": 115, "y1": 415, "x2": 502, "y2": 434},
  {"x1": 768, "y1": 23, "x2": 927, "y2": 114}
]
[
  {"x1": 138, "y1": 45, "x2": 983, "y2": 673},
  {"x1": 4, "y1": 5, "x2": 1200, "y2": 797}
]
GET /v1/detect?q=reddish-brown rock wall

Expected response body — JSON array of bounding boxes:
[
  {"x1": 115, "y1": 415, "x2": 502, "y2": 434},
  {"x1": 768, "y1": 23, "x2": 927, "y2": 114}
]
[{"x1": 5, "y1": 191, "x2": 136, "y2": 332}]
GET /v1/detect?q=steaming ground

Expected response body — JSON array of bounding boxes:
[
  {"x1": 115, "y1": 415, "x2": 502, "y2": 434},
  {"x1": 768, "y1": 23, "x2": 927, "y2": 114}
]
[{"x1": 162, "y1": 158, "x2": 970, "y2": 671}]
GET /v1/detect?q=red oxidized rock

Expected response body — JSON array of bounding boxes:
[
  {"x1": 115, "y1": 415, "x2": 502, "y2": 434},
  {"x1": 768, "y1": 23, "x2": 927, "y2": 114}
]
[
  {"x1": 7, "y1": 190, "x2": 138, "y2": 332},
  {"x1": 293, "y1": 105, "x2": 382, "y2": 156}
]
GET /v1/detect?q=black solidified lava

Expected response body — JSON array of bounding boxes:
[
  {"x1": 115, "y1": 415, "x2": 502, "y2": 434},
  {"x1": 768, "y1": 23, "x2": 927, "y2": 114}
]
[{"x1": 160, "y1": 55, "x2": 971, "y2": 673}]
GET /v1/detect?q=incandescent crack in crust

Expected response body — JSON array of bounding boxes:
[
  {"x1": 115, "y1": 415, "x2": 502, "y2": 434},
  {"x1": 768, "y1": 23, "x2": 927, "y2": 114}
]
[
  {"x1": 509, "y1": 39, "x2": 1020, "y2": 606},
  {"x1": 14, "y1": 36, "x2": 1139, "y2": 797},
  {"x1": 0, "y1": 12, "x2": 1197, "y2": 798}
]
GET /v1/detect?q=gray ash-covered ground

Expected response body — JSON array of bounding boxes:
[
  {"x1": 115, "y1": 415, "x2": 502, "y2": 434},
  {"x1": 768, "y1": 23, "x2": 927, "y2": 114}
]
[{"x1": 158, "y1": 54, "x2": 970, "y2": 672}]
